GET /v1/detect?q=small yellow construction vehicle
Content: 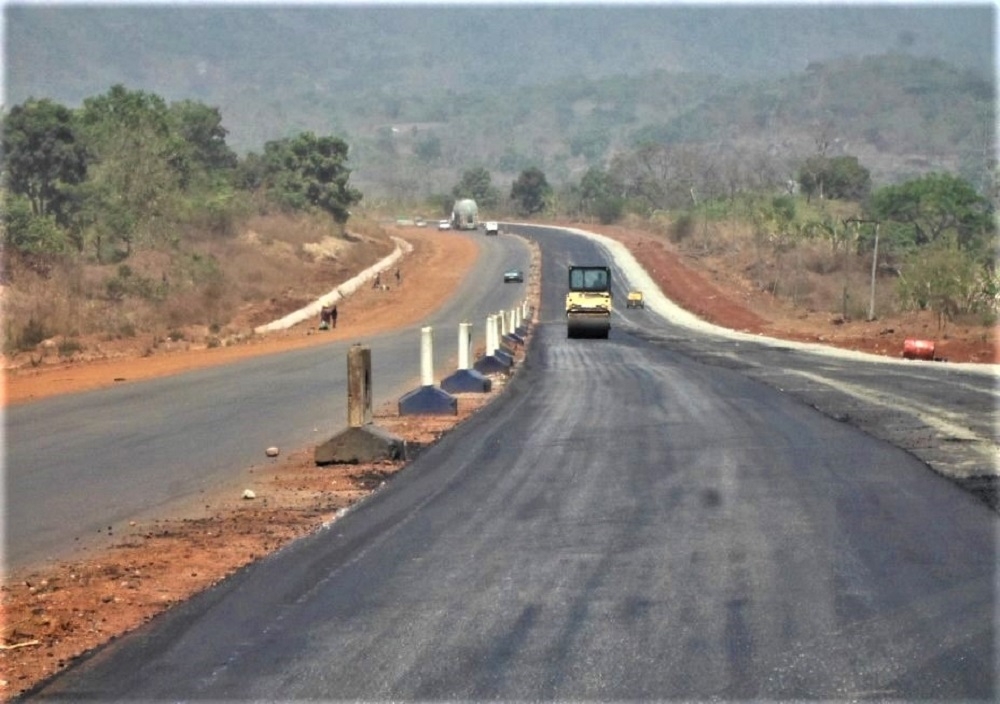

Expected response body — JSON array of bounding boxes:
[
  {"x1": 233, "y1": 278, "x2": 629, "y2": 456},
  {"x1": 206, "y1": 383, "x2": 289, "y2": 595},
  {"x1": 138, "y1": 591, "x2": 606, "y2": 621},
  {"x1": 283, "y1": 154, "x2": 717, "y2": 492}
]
[
  {"x1": 566, "y1": 265, "x2": 612, "y2": 339},
  {"x1": 626, "y1": 291, "x2": 644, "y2": 309}
]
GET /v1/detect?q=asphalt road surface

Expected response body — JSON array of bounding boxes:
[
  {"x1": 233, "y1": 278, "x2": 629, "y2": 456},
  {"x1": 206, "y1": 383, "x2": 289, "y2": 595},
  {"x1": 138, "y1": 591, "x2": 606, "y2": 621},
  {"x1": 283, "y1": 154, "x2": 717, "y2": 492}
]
[
  {"x1": 5, "y1": 230, "x2": 531, "y2": 571},
  {"x1": 28, "y1": 225, "x2": 996, "y2": 700}
]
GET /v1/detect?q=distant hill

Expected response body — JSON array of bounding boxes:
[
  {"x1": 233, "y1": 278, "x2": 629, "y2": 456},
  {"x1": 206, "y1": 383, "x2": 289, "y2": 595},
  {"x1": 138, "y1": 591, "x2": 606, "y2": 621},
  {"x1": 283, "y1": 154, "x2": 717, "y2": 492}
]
[{"x1": 5, "y1": 4, "x2": 995, "y2": 195}]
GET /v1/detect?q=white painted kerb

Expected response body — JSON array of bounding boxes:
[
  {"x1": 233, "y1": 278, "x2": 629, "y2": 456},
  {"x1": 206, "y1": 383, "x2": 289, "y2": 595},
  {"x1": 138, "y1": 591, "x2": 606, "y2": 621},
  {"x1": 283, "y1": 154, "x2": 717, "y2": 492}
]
[{"x1": 254, "y1": 236, "x2": 413, "y2": 334}]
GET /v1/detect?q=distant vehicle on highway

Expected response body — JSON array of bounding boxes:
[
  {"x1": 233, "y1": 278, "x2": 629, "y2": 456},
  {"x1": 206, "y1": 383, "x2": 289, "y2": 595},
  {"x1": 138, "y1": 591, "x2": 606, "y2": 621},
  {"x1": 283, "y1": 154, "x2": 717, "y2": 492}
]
[
  {"x1": 451, "y1": 198, "x2": 479, "y2": 230},
  {"x1": 438, "y1": 220, "x2": 452, "y2": 231},
  {"x1": 415, "y1": 217, "x2": 427, "y2": 227},
  {"x1": 484, "y1": 221, "x2": 499, "y2": 236},
  {"x1": 503, "y1": 269, "x2": 524, "y2": 283}
]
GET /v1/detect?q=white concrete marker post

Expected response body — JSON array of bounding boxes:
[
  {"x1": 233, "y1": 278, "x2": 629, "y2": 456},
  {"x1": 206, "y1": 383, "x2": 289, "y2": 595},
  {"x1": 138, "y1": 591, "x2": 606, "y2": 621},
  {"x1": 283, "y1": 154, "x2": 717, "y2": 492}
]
[
  {"x1": 458, "y1": 322, "x2": 471, "y2": 371},
  {"x1": 494, "y1": 312, "x2": 514, "y2": 366},
  {"x1": 442, "y1": 321, "x2": 492, "y2": 393},
  {"x1": 474, "y1": 313, "x2": 511, "y2": 376},
  {"x1": 486, "y1": 314, "x2": 497, "y2": 356},
  {"x1": 420, "y1": 325, "x2": 434, "y2": 387},
  {"x1": 399, "y1": 325, "x2": 457, "y2": 415}
]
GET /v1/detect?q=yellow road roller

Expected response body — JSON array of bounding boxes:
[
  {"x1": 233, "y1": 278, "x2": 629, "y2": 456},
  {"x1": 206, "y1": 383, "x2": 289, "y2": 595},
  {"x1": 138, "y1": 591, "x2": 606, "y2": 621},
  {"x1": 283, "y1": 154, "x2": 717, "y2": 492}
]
[{"x1": 566, "y1": 265, "x2": 612, "y2": 339}]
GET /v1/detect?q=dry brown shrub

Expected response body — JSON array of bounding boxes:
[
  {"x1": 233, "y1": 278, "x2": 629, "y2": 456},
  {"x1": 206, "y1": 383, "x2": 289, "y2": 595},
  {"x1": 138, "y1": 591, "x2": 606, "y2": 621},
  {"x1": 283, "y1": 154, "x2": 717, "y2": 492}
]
[
  {"x1": 802, "y1": 246, "x2": 842, "y2": 275},
  {"x1": 2, "y1": 214, "x2": 393, "y2": 361},
  {"x1": 2, "y1": 257, "x2": 80, "y2": 351},
  {"x1": 243, "y1": 212, "x2": 336, "y2": 248},
  {"x1": 689, "y1": 219, "x2": 748, "y2": 257}
]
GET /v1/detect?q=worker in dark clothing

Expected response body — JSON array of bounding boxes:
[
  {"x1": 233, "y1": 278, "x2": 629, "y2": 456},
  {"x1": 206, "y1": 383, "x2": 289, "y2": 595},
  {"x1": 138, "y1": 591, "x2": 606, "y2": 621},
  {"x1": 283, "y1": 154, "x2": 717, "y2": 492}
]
[{"x1": 319, "y1": 305, "x2": 336, "y2": 330}]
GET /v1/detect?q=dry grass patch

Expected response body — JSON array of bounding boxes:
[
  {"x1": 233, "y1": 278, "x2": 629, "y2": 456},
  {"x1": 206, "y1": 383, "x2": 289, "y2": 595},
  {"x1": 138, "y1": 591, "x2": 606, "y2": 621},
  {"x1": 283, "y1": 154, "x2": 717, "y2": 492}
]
[{"x1": 2, "y1": 214, "x2": 395, "y2": 368}]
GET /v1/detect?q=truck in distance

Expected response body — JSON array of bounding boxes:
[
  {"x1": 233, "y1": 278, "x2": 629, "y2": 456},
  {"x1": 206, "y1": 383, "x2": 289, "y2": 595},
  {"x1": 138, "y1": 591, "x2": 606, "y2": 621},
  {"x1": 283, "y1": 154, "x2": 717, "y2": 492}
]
[{"x1": 451, "y1": 199, "x2": 479, "y2": 230}]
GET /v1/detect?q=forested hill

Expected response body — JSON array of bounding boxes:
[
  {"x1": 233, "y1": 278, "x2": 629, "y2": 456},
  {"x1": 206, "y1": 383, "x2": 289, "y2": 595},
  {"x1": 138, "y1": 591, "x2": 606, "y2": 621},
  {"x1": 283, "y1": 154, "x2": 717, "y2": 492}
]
[
  {"x1": 4, "y1": 4, "x2": 994, "y2": 195},
  {"x1": 7, "y1": 5, "x2": 991, "y2": 130}
]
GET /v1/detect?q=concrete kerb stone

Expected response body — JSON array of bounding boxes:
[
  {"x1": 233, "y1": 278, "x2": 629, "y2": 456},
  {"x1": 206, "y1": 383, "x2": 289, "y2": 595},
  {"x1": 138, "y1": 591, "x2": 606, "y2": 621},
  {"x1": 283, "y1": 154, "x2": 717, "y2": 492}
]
[
  {"x1": 504, "y1": 332, "x2": 524, "y2": 347},
  {"x1": 315, "y1": 424, "x2": 406, "y2": 465},
  {"x1": 473, "y1": 355, "x2": 512, "y2": 376},
  {"x1": 254, "y1": 236, "x2": 414, "y2": 334},
  {"x1": 441, "y1": 369, "x2": 492, "y2": 393},
  {"x1": 398, "y1": 385, "x2": 459, "y2": 415}
]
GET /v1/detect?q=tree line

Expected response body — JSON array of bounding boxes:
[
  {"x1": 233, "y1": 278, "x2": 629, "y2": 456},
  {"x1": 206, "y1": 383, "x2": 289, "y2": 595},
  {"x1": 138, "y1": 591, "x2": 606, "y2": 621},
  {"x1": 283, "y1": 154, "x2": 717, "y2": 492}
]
[
  {"x1": 2, "y1": 85, "x2": 362, "y2": 268},
  {"x1": 5, "y1": 84, "x2": 995, "y2": 332},
  {"x1": 446, "y1": 144, "x2": 995, "y2": 326}
]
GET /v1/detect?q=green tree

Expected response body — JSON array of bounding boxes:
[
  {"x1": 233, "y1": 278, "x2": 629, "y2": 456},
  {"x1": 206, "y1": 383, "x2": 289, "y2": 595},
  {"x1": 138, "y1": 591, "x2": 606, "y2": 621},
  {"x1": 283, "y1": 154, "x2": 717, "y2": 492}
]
[
  {"x1": 797, "y1": 155, "x2": 871, "y2": 202},
  {"x1": 867, "y1": 173, "x2": 993, "y2": 251},
  {"x1": 510, "y1": 167, "x2": 551, "y2": 216},
  {"x1": 2, "y1": 98, "x2": 88, "y2": 225},
  {"x1": 76, "y1": 85, "x2": 185, "y2": 258},
  {"x1": 257, "y1": 133, "x2": 362, "y2": 222},
  {"x1": 2, "y1": 193, "x2": 70, "y2": 257},
  {"x1": 896, "y1": 239, "x2": 984, "y2": 329},
  {"x1": 234, "y1": 151, "x2": 268, "y2": 192},
  {"x1": 452, "y1": 167, "x2": 499, "y2": 209},
  {"x1": 578, "y1": 167, "x2": 624, "y2": 224},
  {"x1": 166, "y1": 100, "x2": 238, "y2": 181}
]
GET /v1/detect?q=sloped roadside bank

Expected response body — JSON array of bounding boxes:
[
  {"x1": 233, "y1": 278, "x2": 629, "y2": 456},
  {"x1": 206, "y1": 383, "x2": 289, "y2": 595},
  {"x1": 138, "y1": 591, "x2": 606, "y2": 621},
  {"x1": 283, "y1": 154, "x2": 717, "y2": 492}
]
[
  {"x1": 574, "y1": 222, "x2": 997, "y2": 365},
  {"x1": 3, "y1": 229, "x2": 466, "y2": 406}
]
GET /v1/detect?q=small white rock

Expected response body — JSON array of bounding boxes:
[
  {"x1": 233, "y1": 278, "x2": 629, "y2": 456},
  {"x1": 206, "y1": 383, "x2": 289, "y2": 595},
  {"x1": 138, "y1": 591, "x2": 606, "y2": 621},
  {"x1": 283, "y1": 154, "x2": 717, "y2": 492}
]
[
  {"x1": 242, "y1": 489, "x2": 256, "y2": 500},
  {"x1": 265, "y1": 446, "x2": 279, "y2": 457}
]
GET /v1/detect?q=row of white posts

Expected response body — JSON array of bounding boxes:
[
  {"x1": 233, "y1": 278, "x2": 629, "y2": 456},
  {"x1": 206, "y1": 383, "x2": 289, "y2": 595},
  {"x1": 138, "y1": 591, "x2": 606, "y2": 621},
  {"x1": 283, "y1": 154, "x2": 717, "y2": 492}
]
[
  {"x1": 399, "y1": 302, "x2": 528, "y2": 415},
  {"x1": 424, "y1": 300, "x2": 531, "y2": 376},
  {"x1": 316, "y1": 300, "x2": 532, "y2": 462}
]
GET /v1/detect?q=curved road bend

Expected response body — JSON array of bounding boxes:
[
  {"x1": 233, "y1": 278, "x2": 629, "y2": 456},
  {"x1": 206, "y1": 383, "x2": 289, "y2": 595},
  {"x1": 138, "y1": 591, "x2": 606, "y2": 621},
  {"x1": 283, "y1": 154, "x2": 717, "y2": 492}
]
[
  {"x1": 5, "y1": 230, "x2": 531, "y2": 571},
  {"x1": 530, "y1": 223, "x2": 999, "y2": 501},
  {"x1": 29, "y1": 226, "x2": 996, "y2": 700}
]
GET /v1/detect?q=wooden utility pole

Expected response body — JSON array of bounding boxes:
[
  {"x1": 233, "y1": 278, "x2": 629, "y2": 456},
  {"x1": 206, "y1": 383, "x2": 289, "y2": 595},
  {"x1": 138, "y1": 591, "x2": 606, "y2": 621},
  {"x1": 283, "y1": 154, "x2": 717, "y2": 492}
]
[
  {"x1": 868, "y1": 221, "x2": 880, "y2": 321},
  {"x1": 844, "y1": 218, "x2": 881, "y2": 321}
]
